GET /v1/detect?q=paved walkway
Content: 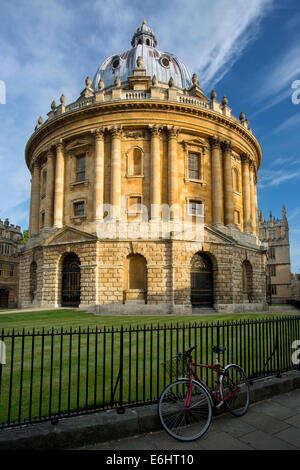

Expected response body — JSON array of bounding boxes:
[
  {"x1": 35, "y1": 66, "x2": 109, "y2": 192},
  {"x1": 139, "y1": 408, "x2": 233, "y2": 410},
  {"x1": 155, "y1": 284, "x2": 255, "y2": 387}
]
[{"x1": 78, "y1": 389, "x2": 300, "y2": 450}]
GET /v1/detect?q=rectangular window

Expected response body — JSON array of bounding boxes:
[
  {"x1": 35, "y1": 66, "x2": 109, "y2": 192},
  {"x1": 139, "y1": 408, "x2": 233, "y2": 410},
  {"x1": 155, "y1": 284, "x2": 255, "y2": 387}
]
[
  {"x1": 271, "y1": 285, "x2": 277, "y2": 295},
  {"x1": 128, "y1": 196, "x2": 142, "y2": 214},
  {"x1": 0, "y1": 263, "x2": 2, "y2": 276},
  {"x1": 234, "y1": 210, "x2": 240, "y2": 225},
  {"x1": 74, "y1": 201, "x2": 85, "y2": 217},
  {"x1": 268, "y1": 247, "x2": 275, "y2": 259},
  {"x1": 76, "y1": 155, "x2": 86, "y2": 182},
  {"x1": 41, "y1": 212, "x2": 45, "y2": 228},
  {"x1": 9, "y1": 265, "x2": 14, "y2": 277},
  {"x1": 269, "y1": 265, "x2": 276, "y2": 277},
  {"x1": 188, "y1": 200, "x2": 203, "y2": 216},
  {"x1": 188, "y1": 153, "x2": 200, "y2": 180}
]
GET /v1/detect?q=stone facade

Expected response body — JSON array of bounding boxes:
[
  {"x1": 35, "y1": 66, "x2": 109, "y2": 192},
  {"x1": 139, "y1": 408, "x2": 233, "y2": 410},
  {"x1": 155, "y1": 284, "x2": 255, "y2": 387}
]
[
  {"x1": 19, "y1": 21, "x2": 267, "y2": 314},
  {"x1": 0, "y1": 218, "x2": 22, "y2": 308},
  {"x1": 259, "y1": 206, "x2": 292, "y2": 303}
]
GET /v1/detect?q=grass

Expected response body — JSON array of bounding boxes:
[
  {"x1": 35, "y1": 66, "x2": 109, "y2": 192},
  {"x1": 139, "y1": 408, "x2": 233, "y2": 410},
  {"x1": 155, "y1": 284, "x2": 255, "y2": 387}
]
[
  {"x1": 0, "y1": 309, "x2": 297, "y2": 428},
  {"x1": 0, "y1": 308, "x2": 289, "y2": 333}
]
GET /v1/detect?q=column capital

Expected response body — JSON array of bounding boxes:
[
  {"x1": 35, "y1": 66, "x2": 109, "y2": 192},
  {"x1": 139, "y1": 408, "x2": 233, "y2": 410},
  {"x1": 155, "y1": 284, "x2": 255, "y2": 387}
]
[
  {"x1": 46, "y1": 147, "x2": 55, "y2": 158},
  {"x1": 93, "y1": 127, "x2": 105, "y2": 141},
  {"x1": 167, "y1": 125, "x2": 180, "y2": 139},
  {"x1": 222, "y1": 140, "x2": 233, "y2": 153},
  {"x1": 55, "y1": 139, "x2": 64, "y2": 152},
  {"x1": 209, "y1": 135, "x2": 222, "y2": 149},
  {"x1": 149, "y1": 124, "x2": 162, "y2": 137},
  {"x1": 30, "y1": 158, "x2": 41, "y2": 172},
  {"x1": 240, "y1": 153, "x2": 251, "y2": 165},
  {"x1": 110, "y1": 125, "x2": 123, "y2": 138}
]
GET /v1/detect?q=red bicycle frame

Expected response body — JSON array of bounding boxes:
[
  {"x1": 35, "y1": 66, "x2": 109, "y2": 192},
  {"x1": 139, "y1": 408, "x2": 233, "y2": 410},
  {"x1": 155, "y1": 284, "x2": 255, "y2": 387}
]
[{"x1": 184, "y1": 355, "x2": 240, "y2": 408}]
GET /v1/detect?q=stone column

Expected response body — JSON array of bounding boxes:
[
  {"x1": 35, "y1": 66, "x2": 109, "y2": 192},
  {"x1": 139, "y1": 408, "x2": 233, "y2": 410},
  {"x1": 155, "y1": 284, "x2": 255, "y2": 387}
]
[
  {"x1": 110, "y1": 126, "x2": 122, "y2": 219},
  {"x1": 241, "y1": 154, "x2": 251, "y2": 233},
  {"x1": 45, "y1": 148, "x2": 55, "y2": 228},
  {"x1": 94, "y1": 128, "x2": 105, "y2": 221},
  {"x1": 222, "y1": 140, "x2": 234, "y2": 226},
  {"x1": 29, "y1": 159, "x2": 41, "y2": 235},
  {"x1": 149, "y1": 125, "x2": 162, "y2": 220},
  {"x1": 210, "y1": 136, "x2": 224, "y2": 225},
  {"x1": 167, "y1": 126, "x2": 180, "y2": 220},
  {"x1": 53, "y1": 141, "x2": 65, "y2": 228},
  {"x1": 250, "y1": 162, "x2": 257, "y2": 234}
]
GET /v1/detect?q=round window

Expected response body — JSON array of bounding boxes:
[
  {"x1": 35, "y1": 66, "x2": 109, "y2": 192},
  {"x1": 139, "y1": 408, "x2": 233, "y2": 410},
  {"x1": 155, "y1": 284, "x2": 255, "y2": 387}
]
[
  {"x1": 112, "y1": 57, "x2": 120, "y2": 69},
  {"x1": 161, "y1": 56, "x2": 170, "y2": 68}
]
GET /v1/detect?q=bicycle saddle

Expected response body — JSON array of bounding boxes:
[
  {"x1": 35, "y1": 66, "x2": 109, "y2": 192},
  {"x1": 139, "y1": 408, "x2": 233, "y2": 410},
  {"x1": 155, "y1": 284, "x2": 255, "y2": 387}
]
[
  {"x1": 183, "y1": 346, "x2": 196, "y2": 356},
  {"x1": 212, "y1": 346, "x2": 226, "y2": 353}
]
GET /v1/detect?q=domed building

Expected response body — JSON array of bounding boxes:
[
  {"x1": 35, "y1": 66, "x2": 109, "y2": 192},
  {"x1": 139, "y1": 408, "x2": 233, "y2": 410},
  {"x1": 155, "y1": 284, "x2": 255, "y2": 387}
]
[{"x1": 19, "y1": 21, "x2": 267, "y2": 313}]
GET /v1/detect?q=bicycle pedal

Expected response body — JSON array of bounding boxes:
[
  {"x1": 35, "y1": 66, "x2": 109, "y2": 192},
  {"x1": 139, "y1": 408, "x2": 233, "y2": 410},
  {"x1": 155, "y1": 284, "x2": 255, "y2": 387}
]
[{"x1": 215, "y1": 401, "x2": 224, "y2": 409}]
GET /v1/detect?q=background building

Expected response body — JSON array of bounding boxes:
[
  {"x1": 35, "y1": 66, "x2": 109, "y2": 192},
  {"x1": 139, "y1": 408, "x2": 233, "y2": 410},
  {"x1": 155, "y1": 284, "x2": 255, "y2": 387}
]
[
  {"x1": 259, "y1": 205, "x2": 292, "y2": 304},
  {"x1": 19, "y1": 21, "x2": 267, "y2": 314},
  {"x1": 291, "y1": 272, "x2": 300, "y2": 301},
  {"x1": 0, "y1": 218, "x2": 22, "y2": 308}
]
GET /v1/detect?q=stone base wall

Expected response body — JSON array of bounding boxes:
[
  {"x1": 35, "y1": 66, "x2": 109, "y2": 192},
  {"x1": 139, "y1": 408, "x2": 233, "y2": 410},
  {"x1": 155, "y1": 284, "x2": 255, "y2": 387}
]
[{"x1": 19, "y1": 236, "x2": 268, "y2": 314}]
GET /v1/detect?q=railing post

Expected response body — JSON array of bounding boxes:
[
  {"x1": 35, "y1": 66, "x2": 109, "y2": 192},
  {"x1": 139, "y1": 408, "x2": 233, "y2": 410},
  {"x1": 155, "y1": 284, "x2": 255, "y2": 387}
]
[{"x1": 117, "y1": 326, "x2": 125, "y2": 414}]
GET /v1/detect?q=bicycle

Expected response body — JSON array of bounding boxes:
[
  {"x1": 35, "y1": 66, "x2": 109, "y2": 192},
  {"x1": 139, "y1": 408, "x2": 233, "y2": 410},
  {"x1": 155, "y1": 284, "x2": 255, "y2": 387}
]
[{"x1": 158, "y1": 345, "x2": 250, "y2": 441}]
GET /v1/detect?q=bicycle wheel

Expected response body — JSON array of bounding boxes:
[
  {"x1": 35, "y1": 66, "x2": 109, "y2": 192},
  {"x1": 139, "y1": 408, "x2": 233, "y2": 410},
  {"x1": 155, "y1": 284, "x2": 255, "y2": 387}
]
[
  {"x1": 221, "y1": 364, "x2": 250, "y2": 417},
  {"x1": 158, "y1": 379, "x2": 212, "y2": 441}
]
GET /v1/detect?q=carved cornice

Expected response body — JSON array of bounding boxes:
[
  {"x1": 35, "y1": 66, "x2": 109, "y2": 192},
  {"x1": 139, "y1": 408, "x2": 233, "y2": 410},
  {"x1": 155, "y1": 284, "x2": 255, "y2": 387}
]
[{"x1": 26, "y1": 100, "x2": 262, "y2": 168}]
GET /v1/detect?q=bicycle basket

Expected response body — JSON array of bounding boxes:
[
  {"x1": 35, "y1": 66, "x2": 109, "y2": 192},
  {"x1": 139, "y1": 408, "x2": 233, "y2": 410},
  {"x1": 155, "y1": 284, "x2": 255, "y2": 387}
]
[{"x1": 163, "y1": 354, "x2": 188, "y2": 379}]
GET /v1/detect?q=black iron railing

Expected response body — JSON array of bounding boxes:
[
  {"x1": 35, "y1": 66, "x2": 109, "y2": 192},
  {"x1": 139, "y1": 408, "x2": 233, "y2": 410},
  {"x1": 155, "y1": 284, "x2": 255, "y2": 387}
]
[{"x1": 0, "y1": 316, "x2": 299, "y2": 428}]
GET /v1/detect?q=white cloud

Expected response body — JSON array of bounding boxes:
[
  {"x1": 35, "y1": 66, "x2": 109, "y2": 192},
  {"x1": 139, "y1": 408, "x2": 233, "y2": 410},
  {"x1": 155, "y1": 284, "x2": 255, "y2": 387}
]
[{"x1": 252, "y1": 39, "x2": 300, "y2": 112}]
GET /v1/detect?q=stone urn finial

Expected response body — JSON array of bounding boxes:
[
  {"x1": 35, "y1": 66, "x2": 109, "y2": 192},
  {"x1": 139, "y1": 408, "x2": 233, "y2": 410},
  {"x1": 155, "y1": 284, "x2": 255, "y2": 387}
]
[
  {"x1": 222, "y1": 96, "x2": 228, "y2": 107},
  {"x1": 210, "y1": 89, "x2": 216, "y2": 101},
  {"x1": 51, "y1": 100, "x2": 57, "y2": 110},
  {"x1": 136, "y1": 56, "x2": 144, "y2": 68},
  {"x1": 239, "y1": 112, "x2": 245, "y2": 122},
  {"x1": 98, "y1": 78, "x2": 104, "y2": 90},
  {"x1": 152, "y1": 74, "x2": 158, "y2": 86},
  {"x1": 168, "y1": 77, "x2": 175, "y2": 88},
  {"x1": 85, "y1": 76, "x2": 92, "y2": 88},
  {"x1": 115, "y1": 76, "x2": 121, "y2": 87},
  {"x1": 192, "y1": 73, "x2": 199, "y2": 86},
  {"x1": 60, "y1": 94, "x2": 66, "y2": 105},
  {"x1": 38, "y1": 116, "x2": 44, "y2": 125}
]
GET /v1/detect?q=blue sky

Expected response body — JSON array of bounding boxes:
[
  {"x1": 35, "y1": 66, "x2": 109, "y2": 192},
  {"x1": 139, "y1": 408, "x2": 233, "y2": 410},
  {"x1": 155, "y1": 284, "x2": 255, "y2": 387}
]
[{"x1": 0, "y1": 0, "x2": 299, "y2": 272}]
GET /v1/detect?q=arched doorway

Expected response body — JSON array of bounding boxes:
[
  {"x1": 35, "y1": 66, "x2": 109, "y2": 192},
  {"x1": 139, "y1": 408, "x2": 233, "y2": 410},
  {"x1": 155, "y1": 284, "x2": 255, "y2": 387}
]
[
  {"x1": 191, "y1": 252, "x2": 213, "y2": 307},
  {"x1": 0, "y1": 289, "x2": 8, "y2": 308},
  {"x1": 61, "y1": 253, "x2": 81, "y2": 307}
]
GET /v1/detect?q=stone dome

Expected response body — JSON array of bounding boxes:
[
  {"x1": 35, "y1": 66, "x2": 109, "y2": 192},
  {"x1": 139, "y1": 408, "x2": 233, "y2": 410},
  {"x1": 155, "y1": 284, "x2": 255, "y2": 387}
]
[{"x1": 92, "y1": 21, "x2": 192, "y2": 91}]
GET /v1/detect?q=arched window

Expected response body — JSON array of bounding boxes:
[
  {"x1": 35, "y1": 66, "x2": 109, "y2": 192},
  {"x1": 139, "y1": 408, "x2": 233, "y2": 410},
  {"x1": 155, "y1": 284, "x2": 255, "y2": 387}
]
[
  {"x1": 191, "y1": 252, "x2": 213, "y2": 307},
  {"x1": 127, "y1": 147, "x2": 143, "y2": 176}
]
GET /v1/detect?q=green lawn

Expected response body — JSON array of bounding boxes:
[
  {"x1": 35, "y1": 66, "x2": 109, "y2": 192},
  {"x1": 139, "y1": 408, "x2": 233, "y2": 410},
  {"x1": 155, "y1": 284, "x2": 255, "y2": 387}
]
[
  {"x1": 0, "y1": 309, "x2": 298, "y2": 428},
  {"x1": 0, "y1": 308, "x2": 288, "y2": 333}
]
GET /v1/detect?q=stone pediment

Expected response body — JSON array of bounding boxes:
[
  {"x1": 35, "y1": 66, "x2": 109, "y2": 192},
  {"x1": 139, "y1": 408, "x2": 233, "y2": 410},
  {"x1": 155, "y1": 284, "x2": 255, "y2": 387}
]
[
  {"x1": 204, "y1": 225, "x2": 235, "y2": 244},
  {"x1": 179, "y1": 137, "x2": 206, "y2": 149},
  {"x1": 65, "y1": 138, "x2": 91, "y2": 152},
  {"x1": 44, "y1": 226, "x2": 97, "y2": 246}
]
